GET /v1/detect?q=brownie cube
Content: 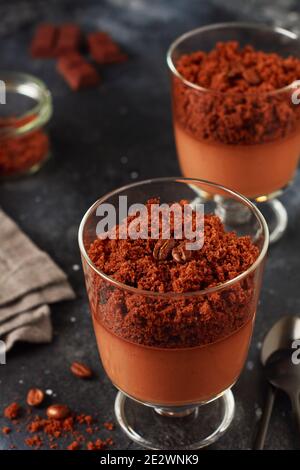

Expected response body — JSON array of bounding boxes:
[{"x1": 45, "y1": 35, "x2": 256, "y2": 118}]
[
  {"x1": 57, "y1": 53, "x2": 100, "y2": 90},
  {"x1": 30, "y1": 23, "x2": 58, "y2": 58},
  {"x1": 87, "y1": 32, "x2": 112, "y2": 47},
  {"x1": 55, "y1": 24, "x2": 82, "y2": 56},
  {"x1": 87, "y1": 32, "x2": 127, "y2": 64},
  {"x1": 57, "y1": 52, "x2": 85, "y2": 71}
]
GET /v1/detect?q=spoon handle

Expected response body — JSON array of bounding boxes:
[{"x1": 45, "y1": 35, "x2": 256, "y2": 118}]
[
  {"x1": 253, "y1": 385, "x2": 276, "y2": 450},
  {"x1": 291, "y1": 392, "x2": 300, "y2": 444}
]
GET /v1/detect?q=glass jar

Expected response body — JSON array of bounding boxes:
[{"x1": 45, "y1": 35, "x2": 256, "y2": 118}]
[
  {"x1": 79, "y1": 177, "x2": 269, "y2": 449},
  {"x1": 167, "y1": 23, "x2": 300, "y2": 243},
  {"x1": 0, "y1": 72, "x2": 52, "y2": 179}
]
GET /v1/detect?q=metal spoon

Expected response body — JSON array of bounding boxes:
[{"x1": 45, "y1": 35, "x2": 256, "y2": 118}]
[
  {"x1": 253, "y1": 315, "x2": 300, "y2": 449},
  {"x1": 266, "y1": 348, "x2": 300, "y2": 444}
]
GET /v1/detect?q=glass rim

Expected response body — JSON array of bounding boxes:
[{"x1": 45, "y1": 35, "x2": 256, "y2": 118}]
[
  {"x1": 0, "y1": 71, "x2": 52, "y2": 138},
  {"x1": 166, "y1": 21, "x2": 299, "y2": 97},
  {"x1": 78, "y1": 177, "x2": 269, "y2": 299}
]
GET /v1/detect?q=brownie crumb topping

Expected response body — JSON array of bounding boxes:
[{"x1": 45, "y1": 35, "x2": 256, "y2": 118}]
[
  {"x1": 173, "y1": 41, "x2": 300, "y2": 145},
  {"x1": 176, "y1": 41, "x2": 300, "y2": 93},
  {"x1": 86, "y1": 199, "x2": 260, "y2": 348},
  {"x1": 88, "y1": 199, "x2": 258, "y2": 292}
]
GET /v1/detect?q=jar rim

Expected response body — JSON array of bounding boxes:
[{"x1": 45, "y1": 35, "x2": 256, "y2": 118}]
[{"x1": 0, "y1": 71, "x2": 52, "y2": 138}]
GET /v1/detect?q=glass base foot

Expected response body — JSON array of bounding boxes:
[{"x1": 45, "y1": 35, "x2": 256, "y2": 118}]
[
  {"x1": 114, "y1": 389, "x2": 235, "y2": 450},
  {"x1": 257, "y1": 198, "x2": 288, "y2": 245},
  {"x1": 215, "y1": 196, "x2": 287, "y2": 245}
]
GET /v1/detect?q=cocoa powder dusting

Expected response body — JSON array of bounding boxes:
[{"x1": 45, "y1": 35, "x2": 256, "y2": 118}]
[
  {"x1": 2, "y1": 398, "x2": 114, "y2": 449},
  {"x1": 87, "y1": 199, "x2": 260, "y2": 348},
  {"x1": 2, "y1": 407, "x2": 114, "y2": 449},
  {"x1": 173, "y1": 41, "x2": 300, "y2": 145}
]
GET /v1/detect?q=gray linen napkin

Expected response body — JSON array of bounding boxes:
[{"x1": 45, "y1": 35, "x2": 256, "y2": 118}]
[{"x1": 0, "y1": 209, "x2": 75, "y2": 351}]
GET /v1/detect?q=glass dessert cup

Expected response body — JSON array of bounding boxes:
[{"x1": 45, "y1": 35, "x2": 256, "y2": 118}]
[
  {"x1": 79, "y1": 177, "x2": 269, "y2": 450},
  {"x1": 0, "y1": 72, "x2": 52, "y2": 179},
  {"x1": 167, "y1": 23, "x2": 300, "y2": 244}
]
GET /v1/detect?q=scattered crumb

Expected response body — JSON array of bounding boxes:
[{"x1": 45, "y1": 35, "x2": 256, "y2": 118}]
[
  {"x1": 104, "y1": 422, "x2": 114, "y2": 431},
  {"x1": 67, "y1": 441, "x2": 80, "y2": 450},
  {"x1": 25, "y1": 434, "x2": 43, "y2": 448},
  {"x1": 86, "y1": 437, "x2": 113, "y2": 450},
  {"x1": 4, "y1": 402, "x2": 21, "y2": 420},
  {"x1": 2, "y1": 426, "x2": 11, "y2": 434}
]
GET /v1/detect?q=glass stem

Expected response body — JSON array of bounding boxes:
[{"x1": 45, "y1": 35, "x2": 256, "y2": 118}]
[
  {"x1": 215, "y1": 196, "x2": 252, "y2": 225},
  {"x1": 154, "y1": 406, "x2": 198, "y2": 418}
]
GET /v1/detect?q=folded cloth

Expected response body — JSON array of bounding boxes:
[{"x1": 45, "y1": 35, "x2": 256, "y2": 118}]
[{"x1": 0, "y1": 209, "x2": 75, "y2": 351}]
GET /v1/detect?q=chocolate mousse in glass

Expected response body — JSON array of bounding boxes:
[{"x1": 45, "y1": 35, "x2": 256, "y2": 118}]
[
  {"x1": 167, "y1": 23, "x2": 300, "y2": 243},
  {"x1": 79, "y1": 178, "x2": 268, "y2": 449}
]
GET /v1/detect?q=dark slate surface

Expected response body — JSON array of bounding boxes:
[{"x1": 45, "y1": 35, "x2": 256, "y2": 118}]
[{"x1": 0, "y1": 0, "x2": 300, "y2": 450}]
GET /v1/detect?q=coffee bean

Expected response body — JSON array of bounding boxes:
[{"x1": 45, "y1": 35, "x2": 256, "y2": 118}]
[
  {"x1": 26, "y1": 388, "x2": 45, "y2": 407},
  {"x1": 70, "y1": 361, "x2": 93, "y2": 379},
  {"x1": 46, "y1": 404, "x2": 70, "y2": 420},
  {"x1": 153, "y1": 239, "x2": 176, "y2": 261},
  {"x1": 172, "y1": 242, "x2": 192, "y2": 263}
]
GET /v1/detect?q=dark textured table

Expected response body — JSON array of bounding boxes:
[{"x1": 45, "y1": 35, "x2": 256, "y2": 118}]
[{"x1": 1, "y1": 0, "x2": 300, "y2": 451}]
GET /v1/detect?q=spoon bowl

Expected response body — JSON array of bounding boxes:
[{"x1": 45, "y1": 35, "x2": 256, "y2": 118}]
[{"x1": 261, "y1": 315, "x2": 300, "y2": 366}]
